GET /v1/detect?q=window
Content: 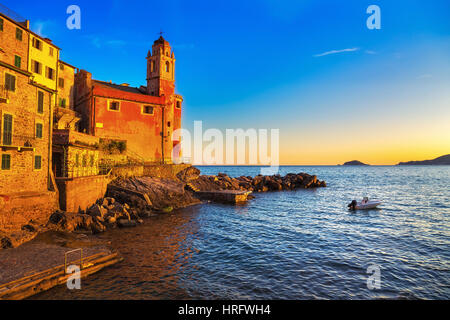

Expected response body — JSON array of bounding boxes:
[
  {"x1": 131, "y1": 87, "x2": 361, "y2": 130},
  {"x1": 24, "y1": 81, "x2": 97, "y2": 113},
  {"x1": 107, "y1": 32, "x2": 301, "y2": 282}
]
[
  {"x1": 75, "y1": 153, "x2": 79, "y2": 167},
  {"x1": 165, "y1": 61, "x2": 170, "y2": 72},
  {"x1": 46, "y1": 67, "x2": 55, "y2": 80},
  {"x1": 36, "y1": 123, "x2": 43, "y2": 139},
  {"x1": 0, "y1": 18, "x2": 3, "y2": 32},
  {"x1": 2, "y1": 114, "x2": 13, "y2": 146},
  {"x1": 5, "y1": 73, "x2": 16, "y2": 92},
  {"x1": 14, "y1": 55, "x2": 21, "y2": 68},
  {"x1": 167, "y1": 121, "x2": 171, "y2": 128},
  {"x1": 59, "y1": 98, "x2": 66, "y2": 107},
  {"x1": 49, "y1": 47, "x2": 54, "y2": 56},
  {"x1": 142, "y1": 105, "x2": 154, "y2": 115},
  {"x1": 59, "y1": 63, "x2": 64, "y2": 71},
  {"x1": 32, "y1": 38, "x2": 42, "y2": 50},
  {"x1": 37, "y1": 91, "x2": 44, "y2": 113},
  {"x1": 90, "y1": 154, "x2": 94, "y2": 167},
  {"x1": 176, "y1": 101, "x2": 181, "y2": 109},
  {"x1": 1, "y1": 154, "x2": 11, "y2": 170},
  {"x1": 58, "y1": 78, "x2": 64, "y2": 88},
  {"x1": 151, "y1": 61, "x2": 155, "y2": 72},
  {"x1": 108, "y1": 101, "x2": 120, "y2": 111},
  {"x1": 16, "y1": 28, "x2": 22, "y2": 41},
  {"x1": 34, "y1": 155, "x2": 42, "y2": 170},
  {"x1": 32, "y1": 60, "x2": 42, "y2": 74}
]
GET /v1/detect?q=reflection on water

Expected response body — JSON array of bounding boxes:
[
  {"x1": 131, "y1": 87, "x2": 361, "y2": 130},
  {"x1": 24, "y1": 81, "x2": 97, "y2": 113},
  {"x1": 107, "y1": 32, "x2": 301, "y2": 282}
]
[{"x1": 33, "y1": 166, "x2": 450, "y2": 300}]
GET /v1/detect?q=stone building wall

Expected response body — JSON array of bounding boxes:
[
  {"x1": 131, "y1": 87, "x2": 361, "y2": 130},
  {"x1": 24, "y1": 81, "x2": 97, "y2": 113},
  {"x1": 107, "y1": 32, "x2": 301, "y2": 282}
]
[
  {"x1": 92, "y1": 93, "x2": 164, "y2": 162},
  {"x1": 0, "y1": 14, "x2": 29, "y2": 72},
  {"x1": 143, "y1": 163, "x2": 191, "y2": 180},
  {"x1": 0, "y1": 191, "x2": 58, "y2": 233},
  {"x1": 56, "y1": 61, "x2": 75, "y2": 109},
  {"x1": 56, "y1": 175, "x2": 109, "y2": 212},
  {"x1": 0, "y1": 65, "x2": 52, "y2": 195},
  {"x1": 0, "y1": 13, "x2": 57, "y2": 234}
]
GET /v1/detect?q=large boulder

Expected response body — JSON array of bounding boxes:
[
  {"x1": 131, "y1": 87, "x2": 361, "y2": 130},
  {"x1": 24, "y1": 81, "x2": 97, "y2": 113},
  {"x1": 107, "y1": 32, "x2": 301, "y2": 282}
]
[
  {"x1": 106, "y1": 216, "x2": 117, "y2": 224},
  {"x1": 1, "y1": 236, "x2": 13, "y2": 249},
  {"x1": 230, "y1": 179, "x2": 240, "y2": 190},
  {"x1": 87, "y1": 204, "x2": 108, "y2": 218},
  {"x1": 21, "y1": 224, "x2": 36, "y2": 233},
  {"x1": 268, "y1": 180, "x2": 282, "y2": 191},
  {"x1": 65, "y1": 213, "x2": 93, "y2": 232},
  {"x1": 91, "y1": 221, "x2": 106, "y2": 234},
  {"x1": 117, "y1": 219, "x2": 137, "y2": 228},
  {"x1": 47, "y1": 211, "x2": 100, "y2": 233},
  {"x1": 49, "y1": 211, "x2": 66, "y2": 225},
  {"x1": 177, "y1": 166, "x2": 201, "y2": 182},
  {"x1": 252, "y1": 175, "x2": 263, "y2": 186}
]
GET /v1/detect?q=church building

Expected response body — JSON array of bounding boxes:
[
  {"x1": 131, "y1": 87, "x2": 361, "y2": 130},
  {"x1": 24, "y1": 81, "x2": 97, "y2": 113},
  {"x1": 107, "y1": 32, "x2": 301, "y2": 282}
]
[{"x1": 74, "y1": 36, "x2": 183, "y2": 163}]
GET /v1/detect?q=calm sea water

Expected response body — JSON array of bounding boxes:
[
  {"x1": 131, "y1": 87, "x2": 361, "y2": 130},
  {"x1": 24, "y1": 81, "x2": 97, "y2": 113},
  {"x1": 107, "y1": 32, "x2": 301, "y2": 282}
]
[{"x1": 34, "y1": 166, "x2": 450, "y2": 300}]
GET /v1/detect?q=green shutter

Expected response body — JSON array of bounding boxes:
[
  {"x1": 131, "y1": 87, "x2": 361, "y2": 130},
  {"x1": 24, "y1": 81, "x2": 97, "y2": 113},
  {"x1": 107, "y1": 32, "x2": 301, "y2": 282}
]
[
  {"x1": 34, "y1": 156, "x2": 42, "y2": 170},
  {"x1": 16, "y1": 28, "x2": 22, "y2": 41},
  {"x1": 0, "y1": 18, "x2": 3, "y2": 32},
  {"x1": 14, "y1": 56, "x2": 21, "y2": 68},
  {"x1": 38, "y1": 91, "x2": 44, "y2": 113},
  {"x1": 1, "y1": 154, "x2": 11, "y2": 170},
  {"x1": 5, "y1": 74, "x2": 15, "y2": 92},
  {"x1": 36, "y1": 123, "x2": 43, "y2": 138},
  {"x1": 2, "y1": 114, "x2": 13, "y2": 145}
]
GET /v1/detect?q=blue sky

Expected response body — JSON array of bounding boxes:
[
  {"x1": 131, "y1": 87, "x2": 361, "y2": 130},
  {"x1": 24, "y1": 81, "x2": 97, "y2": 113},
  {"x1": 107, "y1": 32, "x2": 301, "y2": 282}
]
[{"x1": 3, "y1": 0, "x2": 449, "y2": 164}]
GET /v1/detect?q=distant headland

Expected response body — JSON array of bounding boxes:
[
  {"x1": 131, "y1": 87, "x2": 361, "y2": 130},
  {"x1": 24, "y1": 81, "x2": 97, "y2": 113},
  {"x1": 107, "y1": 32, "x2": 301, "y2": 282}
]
[
  {"x1": 341, "y1": 160, "x2": 370, "y2": 166},
  {"x1": 397, "y1": 154, "x2": 450, "y2": 165}
]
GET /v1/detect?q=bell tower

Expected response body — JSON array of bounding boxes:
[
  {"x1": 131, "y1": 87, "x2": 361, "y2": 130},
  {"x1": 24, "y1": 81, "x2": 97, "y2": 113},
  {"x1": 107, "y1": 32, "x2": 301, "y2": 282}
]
[{"x1": 146, "y1": 36, "x2": 175, "y2": 97}]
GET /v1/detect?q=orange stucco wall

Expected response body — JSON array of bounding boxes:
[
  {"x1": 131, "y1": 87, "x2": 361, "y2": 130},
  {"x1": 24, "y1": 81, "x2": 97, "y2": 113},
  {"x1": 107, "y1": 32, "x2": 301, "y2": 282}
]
[{"x1": 91, "y1": 85, "x2": 178, "y2": 162}]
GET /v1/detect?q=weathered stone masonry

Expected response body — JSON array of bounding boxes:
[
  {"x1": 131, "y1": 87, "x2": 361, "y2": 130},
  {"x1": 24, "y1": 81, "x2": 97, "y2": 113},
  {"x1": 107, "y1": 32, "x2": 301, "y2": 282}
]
[{"x1": 0, "y1": 13, "x2": 59, "y2": 232}]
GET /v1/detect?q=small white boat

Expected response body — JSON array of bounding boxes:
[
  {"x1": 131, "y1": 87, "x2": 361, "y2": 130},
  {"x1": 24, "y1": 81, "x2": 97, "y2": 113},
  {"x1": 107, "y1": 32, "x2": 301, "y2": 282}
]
[{"x1": 348, "y1": 197, "x2": 382, "y2": 210}]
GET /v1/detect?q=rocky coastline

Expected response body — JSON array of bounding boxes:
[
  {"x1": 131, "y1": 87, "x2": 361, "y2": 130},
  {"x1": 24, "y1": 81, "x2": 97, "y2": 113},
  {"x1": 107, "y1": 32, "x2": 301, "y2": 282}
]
[{"x1": 0, "y1": 167, "x2": 326, "y2": 250}]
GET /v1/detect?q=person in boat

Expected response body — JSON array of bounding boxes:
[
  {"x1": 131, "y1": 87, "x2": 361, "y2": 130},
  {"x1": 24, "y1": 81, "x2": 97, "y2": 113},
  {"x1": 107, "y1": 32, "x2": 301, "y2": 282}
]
[{"x1": 348, "y1": 200, "x2": 357, "y2": 210}]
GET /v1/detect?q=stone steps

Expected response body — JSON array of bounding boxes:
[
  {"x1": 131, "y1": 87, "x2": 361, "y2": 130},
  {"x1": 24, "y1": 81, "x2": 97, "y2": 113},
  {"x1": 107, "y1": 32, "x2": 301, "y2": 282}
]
[{"x1": 185, "y1": 183, "x2": 200, "y2": 193}]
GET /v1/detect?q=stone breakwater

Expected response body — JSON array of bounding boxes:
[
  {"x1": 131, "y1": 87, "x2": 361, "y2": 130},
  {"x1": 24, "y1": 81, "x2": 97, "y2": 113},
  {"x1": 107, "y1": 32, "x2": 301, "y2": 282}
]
[
  {"x1": 0, "y1": 167, "x2": 326, "y2": 249},
  {"x1": 190, "y1": 171, "x2": 327, "y2": 193}
]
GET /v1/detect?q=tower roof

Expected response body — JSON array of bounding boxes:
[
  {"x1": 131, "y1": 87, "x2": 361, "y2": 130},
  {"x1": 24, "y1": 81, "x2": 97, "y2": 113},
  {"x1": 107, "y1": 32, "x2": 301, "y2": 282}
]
[{"x1": 154, "y1": 36, "x2": 170, "y2": 46}]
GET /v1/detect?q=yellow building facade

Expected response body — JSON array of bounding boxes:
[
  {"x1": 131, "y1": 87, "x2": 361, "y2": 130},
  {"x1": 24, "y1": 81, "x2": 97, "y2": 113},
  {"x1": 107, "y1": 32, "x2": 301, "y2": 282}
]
[{"x1": 28, "y1": 33, "x2": 59, "y2": 93}]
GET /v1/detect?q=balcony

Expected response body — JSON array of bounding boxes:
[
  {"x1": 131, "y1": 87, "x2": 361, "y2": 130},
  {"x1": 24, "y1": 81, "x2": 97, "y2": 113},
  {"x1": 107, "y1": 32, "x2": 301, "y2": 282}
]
[
  {"x1": 0, "y1": 85, "x2": 9, "y2": 104},
  {"x1": 54, "y1": 106, "x2": 81, "y2": 130},
  {"x1": 53, "y1": 129, "x2": 99, "y2": 149}
]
